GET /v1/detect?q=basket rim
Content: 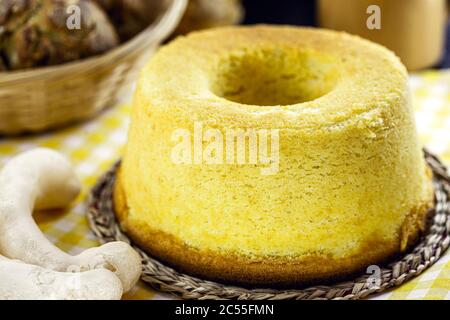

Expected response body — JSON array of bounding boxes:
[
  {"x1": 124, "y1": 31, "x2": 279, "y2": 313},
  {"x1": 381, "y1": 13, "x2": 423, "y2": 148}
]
[{"x1": 0, "y1": 0, "x2": 187, "y2": 85}]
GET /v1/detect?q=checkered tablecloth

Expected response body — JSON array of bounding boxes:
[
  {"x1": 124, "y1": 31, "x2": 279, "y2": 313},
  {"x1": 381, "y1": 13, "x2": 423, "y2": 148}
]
[{"x1": 0, "y1": 70, "x2": 449, "y2": 300}]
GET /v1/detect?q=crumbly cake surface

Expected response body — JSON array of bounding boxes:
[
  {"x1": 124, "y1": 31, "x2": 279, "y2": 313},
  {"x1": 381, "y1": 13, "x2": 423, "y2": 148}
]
[{"x1": 115, "y1": 26, "x2": 435, "y2": 285}]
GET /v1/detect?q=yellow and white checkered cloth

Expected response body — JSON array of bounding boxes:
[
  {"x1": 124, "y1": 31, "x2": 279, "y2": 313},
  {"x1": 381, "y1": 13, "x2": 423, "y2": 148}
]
[{"x1": 0, "y1": 70, "x2": 449, "y2": 300}]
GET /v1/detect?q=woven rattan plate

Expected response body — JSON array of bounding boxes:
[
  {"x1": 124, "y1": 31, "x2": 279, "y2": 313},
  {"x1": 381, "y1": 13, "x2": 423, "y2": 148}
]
[{"x1": 87, "y1": 150, "x2": 450, "y2": 300}]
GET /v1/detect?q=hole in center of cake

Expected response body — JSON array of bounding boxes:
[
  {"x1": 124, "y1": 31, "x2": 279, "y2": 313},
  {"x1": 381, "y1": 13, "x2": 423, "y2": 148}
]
[{"x1": 210, "y1": 48, "x2": 340, "y2": 106}]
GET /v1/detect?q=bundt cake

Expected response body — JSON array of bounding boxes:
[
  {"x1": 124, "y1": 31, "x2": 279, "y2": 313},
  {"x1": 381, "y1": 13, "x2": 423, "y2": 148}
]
[{"x1": 114, "y1": 26, "x2": 434, "y2": 287}]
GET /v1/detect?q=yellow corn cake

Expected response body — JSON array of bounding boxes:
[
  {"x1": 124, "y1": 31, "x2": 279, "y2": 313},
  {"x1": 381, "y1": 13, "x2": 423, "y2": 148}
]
[{"x1": 115, "y1": 26, "x2": 434, "y2": 286}]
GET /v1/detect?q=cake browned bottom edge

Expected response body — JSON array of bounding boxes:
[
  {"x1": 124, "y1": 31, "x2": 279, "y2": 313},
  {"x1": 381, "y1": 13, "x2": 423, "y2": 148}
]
[{"x1": 113, "y1": 170, "x2": 434, "y2": 288}]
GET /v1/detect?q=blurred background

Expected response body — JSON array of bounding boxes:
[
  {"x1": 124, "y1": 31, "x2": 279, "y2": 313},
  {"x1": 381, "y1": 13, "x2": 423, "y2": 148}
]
[{"x1": 242, "y1": 0, "x2": 450, "y2": 69}]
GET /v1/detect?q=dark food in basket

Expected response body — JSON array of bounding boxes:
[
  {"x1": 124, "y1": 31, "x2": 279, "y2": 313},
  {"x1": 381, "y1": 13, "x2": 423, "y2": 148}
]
[
  {"x1": 0, "y1": 55, "x2": 6, "y2": 70},
  {"x1": 92, "y1": 0, "x2": 244, "y2": 41},
  {"x1": 0, "y1": 0, "x2": 118, "y2": 70},
  {"x1": 92, "y1": 0, "x2": 160, "y2": 41},
  {"x1": 0, "y1": 0, "x2": 243, "y2": 71},
  {"x1": 174, "y1": 0, "x2": 243, "y2": 36},
  {"x1": 0, "y1": 1, "x2": 39, "y2": 40}
]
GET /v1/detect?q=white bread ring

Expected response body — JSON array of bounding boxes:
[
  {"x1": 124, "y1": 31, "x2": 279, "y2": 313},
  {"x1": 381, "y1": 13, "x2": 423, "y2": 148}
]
[
  {"x1": 0, "y1": 148, "x2": 141, "y2": 292},
  {"x1": 0, "y1": 255, "x2": 122, "y2": 300}
]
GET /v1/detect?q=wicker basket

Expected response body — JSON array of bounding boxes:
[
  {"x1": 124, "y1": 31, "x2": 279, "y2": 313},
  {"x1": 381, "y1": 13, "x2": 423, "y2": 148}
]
[{"x1": 0, "y1": 0, "x2": 187, "y2": 135}]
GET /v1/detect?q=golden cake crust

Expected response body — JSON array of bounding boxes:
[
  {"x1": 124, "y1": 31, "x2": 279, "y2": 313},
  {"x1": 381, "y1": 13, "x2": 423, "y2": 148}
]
[
  {"x1": 115, "y1": 26, "x2": 435, "y2": 287},
  {"x1": 114, "y1": 171, "x2": 433, "y2": 287}
]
